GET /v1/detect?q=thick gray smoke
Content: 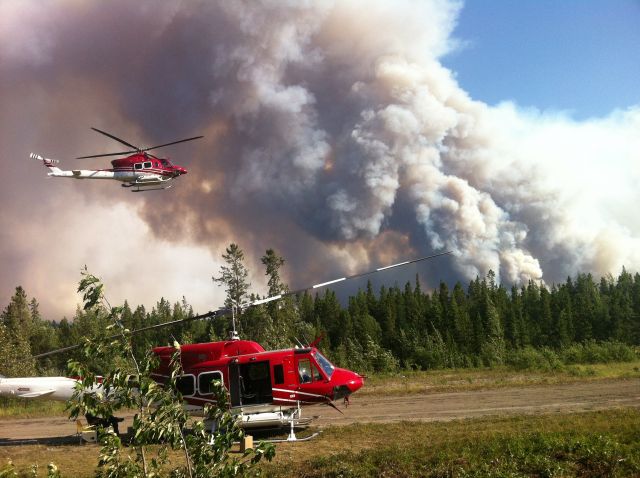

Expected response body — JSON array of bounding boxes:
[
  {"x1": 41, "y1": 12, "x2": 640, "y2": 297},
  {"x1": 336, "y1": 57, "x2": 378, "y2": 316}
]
[{"x1": 2, "y1": 0, "x2": 639, "y2": 318}]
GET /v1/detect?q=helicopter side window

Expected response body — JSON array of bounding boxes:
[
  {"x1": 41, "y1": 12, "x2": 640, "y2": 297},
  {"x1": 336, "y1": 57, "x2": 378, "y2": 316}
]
[
  {"x1": 273, "y1": 364, "x2": 284, "y2": 385},
  {"x1": 175, "y1": 375, "x2": 195, "y2": 396},
  {"x1": 143, "y1": 161, "x2": 152, "y2": 169},
  {"x1": 134, "y1": 163, "x2": 143, "y2": 170},
  {"x1": 198, "y1": 371, "x2": 223, "y2": 395},
  {"x1": 297, "y1": 359, "x2": 312, "y2": 384}
]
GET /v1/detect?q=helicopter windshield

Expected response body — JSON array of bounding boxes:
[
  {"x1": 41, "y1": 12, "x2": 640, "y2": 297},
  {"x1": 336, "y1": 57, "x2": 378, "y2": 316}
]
[
  {"x1": 160, "y1": 159, "x2": 172, "y2": 168},
  {"x1": 313, "y1": 351, "x2": 335, "y2": 379}
]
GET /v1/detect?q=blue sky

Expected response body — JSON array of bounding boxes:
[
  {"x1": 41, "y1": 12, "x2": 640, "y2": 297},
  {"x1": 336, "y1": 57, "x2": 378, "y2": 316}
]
[{"x1": 442, "y1": 0, "x2": 640, "y2": 119}]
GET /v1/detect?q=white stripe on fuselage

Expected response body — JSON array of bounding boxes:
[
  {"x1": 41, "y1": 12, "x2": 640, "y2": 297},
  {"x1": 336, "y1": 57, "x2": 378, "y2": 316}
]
[
  {"x1": 48, "y1": 169, "x2": 168, "y2": 182},
  {"x1": 272, "y1": 387, "x2": 327, "y2": 399}
]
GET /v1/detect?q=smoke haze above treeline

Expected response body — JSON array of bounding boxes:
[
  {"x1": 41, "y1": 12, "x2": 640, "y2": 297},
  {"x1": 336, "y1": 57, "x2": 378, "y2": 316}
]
[{"x1": 1, "y1": 0, "x2": 639, "y2": 319}]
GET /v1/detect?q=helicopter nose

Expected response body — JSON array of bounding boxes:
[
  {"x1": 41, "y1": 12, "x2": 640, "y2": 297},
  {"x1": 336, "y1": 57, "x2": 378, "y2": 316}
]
[
  {"x1": 347, "y1": 372, "x2": 364, "y2": 393},
  {"x1": 331, "y1": 368, "x2": 365, "y2": 400},
  {"x1": 174, "y1": 166, "x2": 187, "y2": 176}
]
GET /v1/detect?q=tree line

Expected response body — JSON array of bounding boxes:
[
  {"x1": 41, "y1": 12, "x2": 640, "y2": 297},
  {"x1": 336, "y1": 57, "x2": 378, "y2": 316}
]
[{"x1": 1, "y1": 245, "x2": 639, "y2": 377}]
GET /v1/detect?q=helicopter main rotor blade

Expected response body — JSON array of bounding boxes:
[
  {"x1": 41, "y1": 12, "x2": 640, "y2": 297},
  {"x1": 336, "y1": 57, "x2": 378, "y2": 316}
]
[
  {"x1": 76, "y1": 133, "x2": 204, "y2": 159},
  {"x1": 141, "y1": 135, "x2": 204, "y2": 152},
  {"x1": 33, "y1": 309, "x2": 228, "y2": 359},
  {"x1": 91, "y1": 127, "x2": 140, "y2": 150},
  {"x1": 241, "y1": 250, "x2": 453, "y2": 309},
  {"x1": 34, "y1": 251, "x2": 451, "y2": 359},
  {"x1": 77, "y1": 150, "x2": 138, "y2": 159}
]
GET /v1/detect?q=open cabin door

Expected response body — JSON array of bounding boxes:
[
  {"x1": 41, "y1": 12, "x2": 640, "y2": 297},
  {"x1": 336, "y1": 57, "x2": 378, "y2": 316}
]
[{"x1": 229, "y1": 360, "x2": 273, "y2": 407}]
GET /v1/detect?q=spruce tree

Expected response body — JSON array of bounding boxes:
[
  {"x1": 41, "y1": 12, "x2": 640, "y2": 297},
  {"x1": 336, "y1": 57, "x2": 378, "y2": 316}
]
[
  {"x1": 261, "y1": 248, "x2": 286, "y2": 297},
  {"x1": 213, "y1": 243, "x2": 251, "y2": 309},
  {"x1": 0, "y1": 287, "x2": 36, "y2": 375}
]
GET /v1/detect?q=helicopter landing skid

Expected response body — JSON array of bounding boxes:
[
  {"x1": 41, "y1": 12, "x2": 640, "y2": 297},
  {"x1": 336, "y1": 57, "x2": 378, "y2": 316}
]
[
  {"x1": 123, "y1": 182, "x2": 173, "y2": 192},
  {"x1": 264, "y1": 430, "x2": 322, "y2": 443}
]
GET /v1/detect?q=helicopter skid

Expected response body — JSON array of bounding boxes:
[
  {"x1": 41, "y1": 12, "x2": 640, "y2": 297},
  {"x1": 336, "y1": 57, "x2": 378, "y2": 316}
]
[
  {"x1": 201, "y1": 404, "x2": 312, "y2": 430},
  {"x1": 238, "y1": 411, "x2": 313, "y2": 429},
  {"x1": 236, "y1": 403, "x2": 312, "y2": 429},
  {"x1": 123, "y1": 182, "x2": 173, "y2": 192}
]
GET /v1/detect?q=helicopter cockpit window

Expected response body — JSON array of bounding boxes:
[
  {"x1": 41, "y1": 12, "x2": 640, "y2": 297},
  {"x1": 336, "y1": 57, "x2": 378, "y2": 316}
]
[
  {"x1": 134, "y1": 163, "x2": 143, "y2": 170},
  {"x1": 161, "y1": 159, "x2": 171, "y2": 168},
  {"x1": 314, "y1": 352, "x2": 335, "y2": 379},
  {"x1": 312, "y1": 364, "x2": 323, "y2": 381},
  {"x1": 198, "y1": 371, "x2": 223, "y2": 395},
  {"x1": 175, "y1": 375, "x2": 195, "y2": 396},
  {"x1": 143, "y1": 161, "x2": 152, "y2": 169},
  {"x1": 297, "y1": 358, "x2": 312, "y2": 384}
]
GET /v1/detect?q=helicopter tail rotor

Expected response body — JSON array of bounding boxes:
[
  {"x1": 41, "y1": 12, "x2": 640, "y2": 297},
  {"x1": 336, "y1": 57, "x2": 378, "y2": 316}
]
[
  {"x1": 30, "y1": 152, "x2": 63, "y2": 175},
  {"x1": 29, "y1": 152, "x2": 59, "y2": 164}
]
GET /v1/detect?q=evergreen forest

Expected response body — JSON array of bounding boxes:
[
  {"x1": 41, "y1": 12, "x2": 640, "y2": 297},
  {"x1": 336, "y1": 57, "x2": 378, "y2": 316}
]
[{"x1": 1, "y1": 245, "x2": 639, "y2": 377}]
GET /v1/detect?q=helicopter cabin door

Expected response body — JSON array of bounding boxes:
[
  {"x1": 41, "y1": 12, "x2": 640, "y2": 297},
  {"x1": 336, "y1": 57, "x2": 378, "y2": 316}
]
[
  {"x1": 229, "y1": 360, "x2": 273, "y2": 407},
  {"x1": 229, "y1": 363, "x2": 241, "y2": 407}
]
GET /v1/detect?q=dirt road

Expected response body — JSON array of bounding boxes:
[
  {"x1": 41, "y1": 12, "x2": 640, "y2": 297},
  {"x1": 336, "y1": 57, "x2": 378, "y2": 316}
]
[
  {"x1": 1, "y1": 378, "x2": 638, "y2": 443},
  {"x1": 315, "y1": 378, "x2": 640, "y2": 426}
]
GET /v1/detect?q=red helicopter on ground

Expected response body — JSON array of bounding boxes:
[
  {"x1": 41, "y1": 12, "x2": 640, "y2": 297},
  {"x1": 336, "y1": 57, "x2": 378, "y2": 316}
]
[
  {"x1": 151, "y1": 334, "x2": 360, "y2": 432},
  {"x1": 29, "y1": 127, "x2": 202, "y2": 192},
  {"x1": 3, "y1": 252, "x2": 451, "y2": 438}
]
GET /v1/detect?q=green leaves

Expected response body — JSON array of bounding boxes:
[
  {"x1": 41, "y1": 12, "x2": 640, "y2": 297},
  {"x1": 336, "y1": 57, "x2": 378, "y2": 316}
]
[
  {"x1": 78, "y1": 268, "x2": 105, "y2": 311},
  {"x1": 68, "y1": 268, "x2": 275, "y2": 477}
]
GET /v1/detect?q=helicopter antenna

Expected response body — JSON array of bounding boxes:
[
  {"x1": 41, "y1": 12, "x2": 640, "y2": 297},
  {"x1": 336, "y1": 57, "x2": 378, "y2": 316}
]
[{"x1": 300, "y1": 333, "x2": 311, "y2": 347}]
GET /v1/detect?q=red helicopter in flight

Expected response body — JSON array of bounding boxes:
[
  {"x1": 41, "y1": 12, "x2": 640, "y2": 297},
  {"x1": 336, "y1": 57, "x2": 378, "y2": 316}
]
[
  {"x1": 29, "y1": 127, "x2": 202, "y2": 192},
  {"x1": 2, "y1": 252, "x2": 451, "y2": 437}
]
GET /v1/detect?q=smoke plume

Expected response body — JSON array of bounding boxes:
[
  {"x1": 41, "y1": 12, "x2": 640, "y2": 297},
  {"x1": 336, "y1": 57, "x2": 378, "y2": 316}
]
[{"x1": 1, "y1": 0, "x2": 639, "y2": 318}]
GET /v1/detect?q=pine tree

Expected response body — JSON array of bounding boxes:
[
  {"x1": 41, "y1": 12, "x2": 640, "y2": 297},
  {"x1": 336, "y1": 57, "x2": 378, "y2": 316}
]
[
  {"x1": 314, "y1": 290, "x2": 342, "y2": 349},
  {"x1": 1, "y1": 286, "x2": 32, "y2": 340},
  {"x1": 451, "y1": 283, "x2": 472, "y2": 353},
  {"x1": 0, "y1": 323, "x2": 35, "y2": 376},
  {"x1": 213, "y1": 243, "x2": 251, "y2": 309},
  {"x1": 573, "y1": 273, "x2": 596, "y2": 342},
  {"x1": 0, "y1": 287, "x2": 36, "y2": 375},
  {"x1": 261, "y1": 249, "x2": 286, "y2": 297},
  {"x1": 260, "y1": 248, "x2": 292, "y2": 322}
]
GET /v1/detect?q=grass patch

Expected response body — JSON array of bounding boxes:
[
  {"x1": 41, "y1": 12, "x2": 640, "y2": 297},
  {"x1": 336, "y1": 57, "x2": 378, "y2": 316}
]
[
  {"x1": 1, "y1": 409, "x2": 639, "y2": 477},
  {"x1": 361, "y1": 360, "x2": 640, "y2": 396},
  {"x1": 263, "y1": 408, "x2": 640, "y2": 477},
  {"x1": 0, "y1": 398, "x2": 67, "y2": 420}
]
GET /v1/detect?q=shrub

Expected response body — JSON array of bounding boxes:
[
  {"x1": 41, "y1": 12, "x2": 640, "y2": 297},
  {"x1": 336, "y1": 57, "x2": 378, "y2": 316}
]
[
  {"x1": 561, "y1": 340, "x2": 636, "y2": 365},
  {"x1": 505, "y1": 346, "x2": 562, "y2": 371}
]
